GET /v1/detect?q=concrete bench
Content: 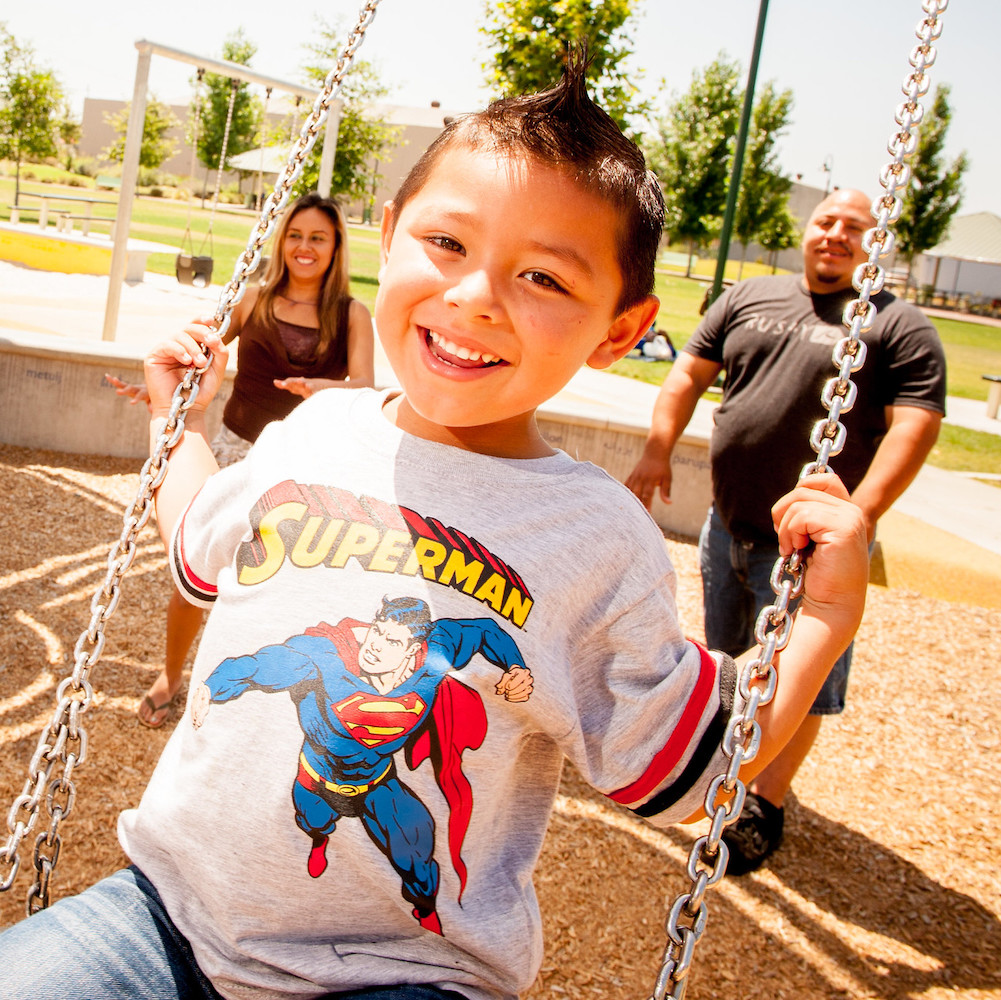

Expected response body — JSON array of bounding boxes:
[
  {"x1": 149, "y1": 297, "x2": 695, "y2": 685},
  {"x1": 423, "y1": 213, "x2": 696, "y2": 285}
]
[
  {"x1": 55, "y1": 212, "x2": 113, "y2": 237},
  {"x1": 984, "y1": 374, "x2": 1001, "y2": 420}
]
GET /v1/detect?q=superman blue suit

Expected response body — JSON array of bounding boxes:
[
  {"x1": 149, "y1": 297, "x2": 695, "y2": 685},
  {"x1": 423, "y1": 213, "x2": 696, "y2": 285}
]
[{"x1": 201, "y1": 613, "x2": 526, "y2": 934}]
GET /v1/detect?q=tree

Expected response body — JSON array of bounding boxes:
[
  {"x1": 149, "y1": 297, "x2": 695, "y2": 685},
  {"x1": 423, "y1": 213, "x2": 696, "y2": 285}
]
[
  {"x1": 196, "y1": 30, "x2": 261, "y2": 190},
  {"x1": 733, "y1": 81, "x2": 795, "y2": 279},
  {"x1": 103, "y1": 97, "x2": 179, "y2": 170},
  {"x1": 481, "y1": 0, "x2": 649, "y2": 132},
  {"x1": 293, "y1": 18, "x2": 400, "y2": 203},
  {"x1": 896, "y1": 83, "x2": 968, "y2": 290},
  {"x1": 647, "y1": 56, "x2": 742, "y2": 276},
  {"x1": 0, "y1": 26, "x2": 64, "y2": 205},
  {"x1": 757, "y1": 207, "x2": 799, "y2": 274},
  {"x1": 55, "y1": 102, "x2": 81, "y2": 171}
]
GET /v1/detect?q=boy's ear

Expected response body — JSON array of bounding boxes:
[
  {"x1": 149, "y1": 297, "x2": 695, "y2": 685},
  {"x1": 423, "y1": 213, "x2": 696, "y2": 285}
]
[
  {"x1": 587, "y1": 295, "x2": 661, "y2": 370},
  {"x1": 378, "y1": 201, "x2": 397, "y2": 275}
]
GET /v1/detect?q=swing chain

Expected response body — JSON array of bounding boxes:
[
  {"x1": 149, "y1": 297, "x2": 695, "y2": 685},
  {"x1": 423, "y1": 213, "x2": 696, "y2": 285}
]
[
  {"x1": 0, "y1": 0, "x2": 382, "y2": 913},
  {"x1": 649, "y1": 3, "x2": 947, "y2": 997},
  {"x1": 0, "y1": 367, "x2": 205, "y2": 914}
]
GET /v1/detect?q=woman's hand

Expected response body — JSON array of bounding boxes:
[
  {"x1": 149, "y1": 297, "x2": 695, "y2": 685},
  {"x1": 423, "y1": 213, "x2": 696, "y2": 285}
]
[
  {"x1": 274, "y1": 377, "x2": 342, "y2": 399},
  {"x1": 104, "y1": 374, "x2": 151, "y2": 407}
]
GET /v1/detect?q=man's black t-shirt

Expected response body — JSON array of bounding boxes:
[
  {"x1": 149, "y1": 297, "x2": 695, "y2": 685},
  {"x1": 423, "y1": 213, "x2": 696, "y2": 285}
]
[{"x1": 685, "y1": 274, "x2": 946, "y2": 544}]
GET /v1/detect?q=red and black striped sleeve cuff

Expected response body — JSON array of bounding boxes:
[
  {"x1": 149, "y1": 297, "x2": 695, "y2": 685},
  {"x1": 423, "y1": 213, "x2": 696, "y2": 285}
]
[
  {"x1": 608, "y1": 642, "x2": 736, "y2": 818},
  {"x1": 171, "y1": 511, "x2": 217, "y2": 608}
]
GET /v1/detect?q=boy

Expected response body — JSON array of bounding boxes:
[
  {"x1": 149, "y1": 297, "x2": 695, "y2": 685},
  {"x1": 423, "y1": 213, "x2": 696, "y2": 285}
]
[{"x1": 0, "y1": 55, "x2": 867, "y2": 1000}]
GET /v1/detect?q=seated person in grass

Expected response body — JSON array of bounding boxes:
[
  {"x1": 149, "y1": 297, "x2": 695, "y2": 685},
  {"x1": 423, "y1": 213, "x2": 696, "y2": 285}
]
[{"x1": 0, "y1": 51, "x2": 868, "y2": 1000}]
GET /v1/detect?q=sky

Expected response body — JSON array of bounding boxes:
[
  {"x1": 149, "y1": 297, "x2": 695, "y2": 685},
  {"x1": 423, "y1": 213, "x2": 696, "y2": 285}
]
[{"x1": 5, "y1": 0, "x2": 997, "y2": 215}]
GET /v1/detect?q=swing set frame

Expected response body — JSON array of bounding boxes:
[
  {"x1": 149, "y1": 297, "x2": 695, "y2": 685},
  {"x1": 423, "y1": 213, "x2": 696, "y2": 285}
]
[
  {"x1": 97, "y1": 39, "x2": 344, "y2": 343},
  {"x1": 0, "y1": 2, "x2": 951, "y2": 996}
]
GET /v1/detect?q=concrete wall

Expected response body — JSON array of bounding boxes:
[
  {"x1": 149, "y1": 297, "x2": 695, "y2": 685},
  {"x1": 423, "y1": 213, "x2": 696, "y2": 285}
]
[
  {"x1": 0, "y1": 332, "x2": 712, "y2": 541},
  {"x1": 0, "y1": 333, "x2": 232, "y2": 460}
]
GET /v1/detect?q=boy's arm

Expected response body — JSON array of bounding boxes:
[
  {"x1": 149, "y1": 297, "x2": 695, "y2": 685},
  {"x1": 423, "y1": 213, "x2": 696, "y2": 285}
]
[
  {"x1": 707, "y1": 473, "x2": 868, "y2": 810},
  {"x1": 145, "y1": 327, "x2": 230, "y2": 548}
]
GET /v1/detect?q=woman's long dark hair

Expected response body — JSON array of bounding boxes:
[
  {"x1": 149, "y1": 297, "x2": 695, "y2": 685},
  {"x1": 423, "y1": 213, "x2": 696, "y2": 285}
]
[{"x1": 252, "y1": 192, "x2": 351, "y2": 365}]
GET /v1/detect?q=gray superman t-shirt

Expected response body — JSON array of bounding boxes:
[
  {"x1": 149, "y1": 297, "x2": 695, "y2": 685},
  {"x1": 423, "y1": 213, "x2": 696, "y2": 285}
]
[{"x1": 120, "y1": 388, "x2": 735, "y2": 1000}]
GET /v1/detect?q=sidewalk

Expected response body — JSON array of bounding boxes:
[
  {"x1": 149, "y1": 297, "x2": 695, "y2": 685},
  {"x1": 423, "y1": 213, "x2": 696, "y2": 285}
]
[{"x1": 2, "y1": 260, "x2": 999, "y2": 607}]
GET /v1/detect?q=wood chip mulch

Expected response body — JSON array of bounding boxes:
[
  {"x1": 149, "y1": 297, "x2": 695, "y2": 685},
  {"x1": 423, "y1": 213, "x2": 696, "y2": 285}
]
[{"x1": 1, "y1": 443, "x2": 998, "y2": 998}]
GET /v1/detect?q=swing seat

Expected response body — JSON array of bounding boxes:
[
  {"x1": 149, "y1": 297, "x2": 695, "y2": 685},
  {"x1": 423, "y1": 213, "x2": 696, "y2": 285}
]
[{"x1": 176, "y1": 253, "x2": 214, "y2": 288}]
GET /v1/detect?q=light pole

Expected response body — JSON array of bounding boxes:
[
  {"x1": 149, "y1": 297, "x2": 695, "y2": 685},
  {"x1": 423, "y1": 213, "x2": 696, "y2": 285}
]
[
  {"x1": 822, "y1": 154, "x2": 833, "y2": 196},
  {"x1": 707, "y1": 0, "x2": 770, "y2": 308}
]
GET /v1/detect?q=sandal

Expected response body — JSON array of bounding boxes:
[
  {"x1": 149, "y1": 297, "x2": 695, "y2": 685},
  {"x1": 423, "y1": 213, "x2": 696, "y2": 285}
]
[{"x1": 137, "y1": 693, "x2": 175, "y2": 729}]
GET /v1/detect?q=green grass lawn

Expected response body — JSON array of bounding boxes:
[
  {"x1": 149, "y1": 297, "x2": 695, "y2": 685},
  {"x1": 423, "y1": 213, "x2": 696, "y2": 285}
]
[{"x1": 3, "y1": 171, "x2": 999, "y2": 478}]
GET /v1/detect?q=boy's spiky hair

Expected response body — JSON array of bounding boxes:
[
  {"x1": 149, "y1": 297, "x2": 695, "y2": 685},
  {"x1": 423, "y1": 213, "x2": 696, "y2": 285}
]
[{"x1": 390, "y1": 48, "x2": 664, "y2": 313}]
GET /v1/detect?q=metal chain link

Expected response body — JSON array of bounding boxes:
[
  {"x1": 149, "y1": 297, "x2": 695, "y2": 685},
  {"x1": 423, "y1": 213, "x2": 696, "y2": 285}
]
[
  {"x1": 0, "y1": 0, "x2": 382, "y2": 915},
  {"x1": 648, "y1": 2, "x2": 948, "y2": 996}
]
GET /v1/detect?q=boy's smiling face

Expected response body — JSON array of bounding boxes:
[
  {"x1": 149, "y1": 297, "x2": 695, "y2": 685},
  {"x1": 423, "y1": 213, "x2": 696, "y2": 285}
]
[{"x1": 375, "y1": 146, "x2": 658, "y2": 458}]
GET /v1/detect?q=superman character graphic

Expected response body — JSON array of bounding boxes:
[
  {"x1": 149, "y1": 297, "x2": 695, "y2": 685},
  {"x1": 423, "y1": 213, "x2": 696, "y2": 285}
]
[{"x1": 190, "y1": 595, "x2": 532, "y2": 935}]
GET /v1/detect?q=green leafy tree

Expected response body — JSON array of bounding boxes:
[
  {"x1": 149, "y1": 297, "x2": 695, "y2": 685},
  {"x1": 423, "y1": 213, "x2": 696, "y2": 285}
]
[
  {"x1": 293, "y1": 18, "x2": 400, "y2": 202},
  {"x1": 196, "y1": 30, "x2": 261, "y2": 187},
  {"x1": 56, "y1": 101, "x2": 81, "y2": 171},
  {"x1": 733, "y1": 81, "x2": 795, "y2": 278},
  {"x1": 0, "y1": 26, "x2": 64, "y2": 204},
  {"x1": 896, "y1": 83, "x2": 968, "y2": 289},
  {"x1": 103, "y1": 97, "x2": 179, "y2": 170},
  {"x1": 647, "y1": 56, "x2": 742, "y2": 276},
  {"x1": 481, "y1": 0, "x2": 649, "y2": 132},
  {"x1": 757, "y1": 207, "x2": 799, "y2": 273}
]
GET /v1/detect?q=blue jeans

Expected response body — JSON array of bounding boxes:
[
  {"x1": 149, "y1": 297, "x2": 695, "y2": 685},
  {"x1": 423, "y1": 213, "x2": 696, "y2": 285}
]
[
  {"x1": 0, "y1": 867, "x2": 467, "y2": 1000},
  {"x1": 698, "y1": 507, "x2": 851, "y2": 715}
]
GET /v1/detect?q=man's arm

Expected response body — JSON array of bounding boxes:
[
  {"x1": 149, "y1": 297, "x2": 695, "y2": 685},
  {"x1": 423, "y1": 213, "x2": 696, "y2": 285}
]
[
  {"x1": 849, "y1": 404, "x2": 943, "y2": 542},
  {"x1": 625, "y1": 353, "x2": 722, "y2": 509}
]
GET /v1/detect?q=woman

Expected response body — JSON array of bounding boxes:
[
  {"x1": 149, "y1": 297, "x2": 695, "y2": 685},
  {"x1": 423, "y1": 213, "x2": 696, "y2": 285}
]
[{"x1": 110, "y1": 192, "x2": 374, "y2": 727}]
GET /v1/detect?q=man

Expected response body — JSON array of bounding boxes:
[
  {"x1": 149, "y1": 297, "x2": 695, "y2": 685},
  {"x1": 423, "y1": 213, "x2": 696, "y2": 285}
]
[
  {"x1": 626, "y1": 189, "x2": 945, "y2": 873},
  {"x1": 191, "y1": 595, "x2": 533, "y2": 933}
]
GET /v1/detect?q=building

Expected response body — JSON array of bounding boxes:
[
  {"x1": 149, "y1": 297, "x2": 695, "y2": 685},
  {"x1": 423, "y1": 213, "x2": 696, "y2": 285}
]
[
  {"x1": 78, "y1": 96, "x2": 464, "y2": 215},
  {"x1": 914, "y1": 212, "x2": 1001, "y2": 306}
]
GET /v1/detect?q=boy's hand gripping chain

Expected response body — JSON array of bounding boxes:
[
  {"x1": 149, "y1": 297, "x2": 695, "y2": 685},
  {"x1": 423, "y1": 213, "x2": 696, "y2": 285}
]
[
  {"x1": 649, "y1": 3, "x2": 948, "y2": 997},
  {"x1": 0, "y1": 0, "x2": 383, "y2": 915}
]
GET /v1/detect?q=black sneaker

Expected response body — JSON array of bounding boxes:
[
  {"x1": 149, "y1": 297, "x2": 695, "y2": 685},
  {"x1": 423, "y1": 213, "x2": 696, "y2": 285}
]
[{"x1": 721, "y1": 791, "x2": 784, "y2": 875}]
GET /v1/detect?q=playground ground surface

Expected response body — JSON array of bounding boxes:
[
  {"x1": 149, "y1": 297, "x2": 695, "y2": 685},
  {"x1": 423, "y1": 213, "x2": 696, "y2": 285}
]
[
  {"x1": 0, "y1": 443, "x2": 998, "y2": 999},
  {"x1": 1, "y1": 261, "x2": 1000, "y2": 996}
]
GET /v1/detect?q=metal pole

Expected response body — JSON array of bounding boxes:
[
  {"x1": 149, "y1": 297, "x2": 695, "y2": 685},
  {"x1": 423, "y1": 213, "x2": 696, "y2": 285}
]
[
  {"x1": 317, "y1": 99, "x2": 343, "y2": 198},
  {"x1": 102, "y1": 43, "x2": 151, "y2": 341},
  {"x1": 707, "y1": 0, "x2": 770, "y2": 308}
]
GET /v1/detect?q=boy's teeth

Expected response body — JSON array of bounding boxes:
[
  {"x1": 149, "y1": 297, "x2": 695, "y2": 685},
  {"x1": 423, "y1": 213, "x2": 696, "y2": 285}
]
[{"x1": 428, "y1": 329, "x2": 499, "y2": 365}]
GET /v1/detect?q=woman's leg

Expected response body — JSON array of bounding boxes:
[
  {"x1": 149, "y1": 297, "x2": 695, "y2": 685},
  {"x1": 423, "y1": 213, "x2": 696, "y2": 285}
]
[
  {"x1": 0, "y1": 867, "x2": 221, "y2": 1000},
  {"x1": 139, "y1": 588, "x2": 204, "y2": 727}
]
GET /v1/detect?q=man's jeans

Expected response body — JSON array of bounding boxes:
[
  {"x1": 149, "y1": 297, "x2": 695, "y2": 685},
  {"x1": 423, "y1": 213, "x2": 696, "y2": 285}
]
[
  {"x1": 698, "y1": 507, "x2": 851, "y2": 715},
  {"x1": 0, "y1": 867, "x2": 467, "y2": 1000}
]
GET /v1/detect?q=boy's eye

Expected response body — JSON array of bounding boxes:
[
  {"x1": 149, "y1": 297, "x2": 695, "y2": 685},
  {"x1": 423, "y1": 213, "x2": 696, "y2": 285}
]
[
  {"x1": 523, "y1": 270, "x2": 567, "y2": 293},
  {"x1": 427, "y1": 235, "x2": 464, "y2": 254}
]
